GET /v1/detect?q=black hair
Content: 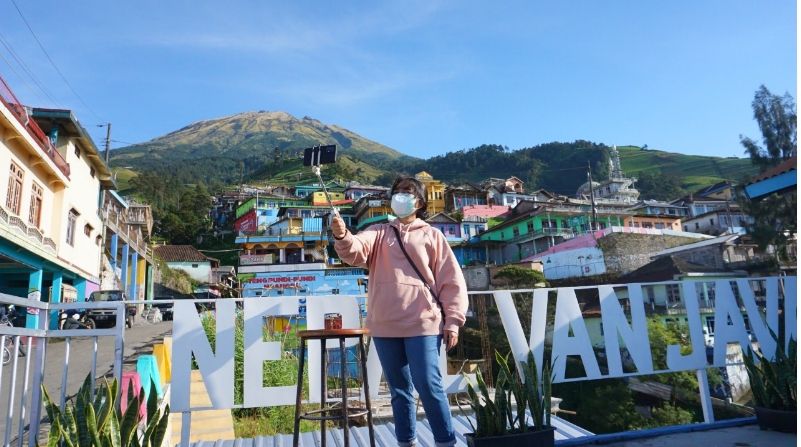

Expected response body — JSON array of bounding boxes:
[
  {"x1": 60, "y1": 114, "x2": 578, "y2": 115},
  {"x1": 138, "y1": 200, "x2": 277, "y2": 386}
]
[{"x1": 390, "y1": 176, "x2": 428, "y2": 219}]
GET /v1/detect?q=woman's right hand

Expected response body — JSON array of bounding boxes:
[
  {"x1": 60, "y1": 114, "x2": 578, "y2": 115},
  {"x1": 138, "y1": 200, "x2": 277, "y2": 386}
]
[{"x1": 331, "y1": 214, "x2": 348, "y2": 239}]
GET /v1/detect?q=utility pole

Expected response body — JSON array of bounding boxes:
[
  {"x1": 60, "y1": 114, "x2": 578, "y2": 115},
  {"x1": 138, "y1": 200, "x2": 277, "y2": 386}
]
[
  {"x1": 587, "y1": 161, "x2": 598, "y2": 231},
  {"x1": 99, "y1": 122, "x2": 112, "y2": 163}
]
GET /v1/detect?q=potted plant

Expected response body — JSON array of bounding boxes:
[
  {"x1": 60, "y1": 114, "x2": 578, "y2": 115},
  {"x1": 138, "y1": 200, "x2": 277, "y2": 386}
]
[
  {"x1": 461, "y1": 350, "x2": 555, "y2": 447},
  {"x1": 742, "y1": 333, "x2": 796, "y2": 433}
]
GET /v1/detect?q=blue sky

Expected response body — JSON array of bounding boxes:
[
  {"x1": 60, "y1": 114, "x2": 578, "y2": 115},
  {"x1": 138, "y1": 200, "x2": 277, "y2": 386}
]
[{"x1": 0, "y1": 1, "x2": 795, "y2": 159}]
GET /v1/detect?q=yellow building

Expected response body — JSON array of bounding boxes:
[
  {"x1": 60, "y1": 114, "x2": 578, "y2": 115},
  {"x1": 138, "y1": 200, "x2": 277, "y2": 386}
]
[
  {"x1": 415, "y1": 171, "x2": 446, "y2": 214},
  {"x1": 310, "y1": 191, "x2": 346, "y2": 206}
]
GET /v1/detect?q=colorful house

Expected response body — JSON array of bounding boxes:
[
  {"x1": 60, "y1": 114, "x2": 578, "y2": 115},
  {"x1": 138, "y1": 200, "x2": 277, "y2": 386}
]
[
  {"x1": 0, "y1": 77, "x2": 126, "y2": 327},
  {"x1": 426, "y1": 213, "x2": 461, "y2": 241},
  {"x1": 444, "y1": 182, "x2": 486, "y2": 212},
  {"x1": 353, "y1": 195, "x2": 393, "y2": 230},
  {"x1": 477, "y1": 200, "x2": 631, "y2": 264},
  {"x1": 237, "y1": 217, "x2": 329, "y2": 266},
  {"x1": 344, "y1": 182, "x2": 389, "y2": 202},
  {"x1": 414, "y1": 171, "x2": 446, "y2": 214},
  {"x1": 294, "y1": 180, "x2": 345, "y2": 199}
]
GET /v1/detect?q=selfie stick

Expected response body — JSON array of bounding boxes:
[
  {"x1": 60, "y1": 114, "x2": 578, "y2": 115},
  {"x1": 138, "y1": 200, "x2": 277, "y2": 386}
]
[{"x1": 312, "y1": 164, "x2": 340, "y2": 218}]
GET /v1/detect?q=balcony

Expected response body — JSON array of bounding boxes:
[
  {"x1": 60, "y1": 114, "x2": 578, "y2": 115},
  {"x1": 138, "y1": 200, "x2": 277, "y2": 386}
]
[
  {"x1": 505, "y1": 227, "x2": 576, "y2": 244},
  {"x1": 104, "y1": 208, "x2": 151, "y2": 260},
  {"x1": 0, "y1": 75, "x2": 70, "y2": 178},
  {"x1": 126, "y1": 203, "x2": 154, "y2": 237},
  {"x1": 0, "y1": 204, "x2": 57, "y2": 255}
]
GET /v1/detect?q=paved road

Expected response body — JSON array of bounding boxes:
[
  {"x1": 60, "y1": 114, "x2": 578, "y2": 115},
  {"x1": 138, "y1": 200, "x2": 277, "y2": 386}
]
[{"x1": 0, "y1": 319, "x2": 173, "y2": 445}]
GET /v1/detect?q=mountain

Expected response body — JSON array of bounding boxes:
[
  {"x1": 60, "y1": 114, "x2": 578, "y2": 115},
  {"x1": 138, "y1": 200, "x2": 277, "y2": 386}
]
[
  {"x1": 109, "y1": 112, "x2": 757, "y2": 201},
  {"x1": 110, "y1": 111, "x2": 414, "y2": 188}
]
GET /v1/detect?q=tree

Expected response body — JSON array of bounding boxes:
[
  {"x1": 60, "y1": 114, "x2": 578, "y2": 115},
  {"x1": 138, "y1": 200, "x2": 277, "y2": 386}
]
[
  {"x1": 740, "y1": 85, "x2": 797, "y2": 169},
  {"x1": 635, "y1": 171, "x2": 685, "y2": 201},
  {"x1": 738, "y1": 86, "x2": 798, "y2": 261}
]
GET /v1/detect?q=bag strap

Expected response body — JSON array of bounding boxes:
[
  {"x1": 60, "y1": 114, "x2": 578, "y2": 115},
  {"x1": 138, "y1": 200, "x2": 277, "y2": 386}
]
[{"x1": 390, "y1": 225, "x2": 445, "y2": 319}]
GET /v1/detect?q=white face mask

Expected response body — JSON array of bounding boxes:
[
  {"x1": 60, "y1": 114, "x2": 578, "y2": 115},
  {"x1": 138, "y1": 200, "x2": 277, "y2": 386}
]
[{"x1": 391, "y1": 193, "x2": 418, "y2": 218}]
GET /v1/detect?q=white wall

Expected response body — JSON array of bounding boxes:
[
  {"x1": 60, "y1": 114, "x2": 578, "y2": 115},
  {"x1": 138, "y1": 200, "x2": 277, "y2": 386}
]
[
  {"x1": 54, "y1": 138, "x2": 103, "y2": 279},
  {"x1": 540, "y1": 246, "x2": 607, "y2": 280}
]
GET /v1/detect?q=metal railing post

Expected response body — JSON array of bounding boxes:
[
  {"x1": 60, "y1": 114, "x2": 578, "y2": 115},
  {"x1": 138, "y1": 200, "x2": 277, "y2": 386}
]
[
  {"x1": 26, "y1": 307, "x2": 49, "y2": 447},
  {"x1": 696, "y1": 369, "x2": 715, "y2": 423}
]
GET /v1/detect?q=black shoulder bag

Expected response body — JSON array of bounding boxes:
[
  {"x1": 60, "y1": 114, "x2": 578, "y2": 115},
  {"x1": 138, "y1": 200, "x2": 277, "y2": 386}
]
[{"x1": 390, "y1": 225, "x2": 446, "y2": 321}]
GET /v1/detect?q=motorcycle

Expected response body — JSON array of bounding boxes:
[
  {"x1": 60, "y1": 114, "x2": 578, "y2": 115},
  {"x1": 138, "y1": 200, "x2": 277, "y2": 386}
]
[{"x1": 61, "y1": 311, "x2": 96, "y2": 330}]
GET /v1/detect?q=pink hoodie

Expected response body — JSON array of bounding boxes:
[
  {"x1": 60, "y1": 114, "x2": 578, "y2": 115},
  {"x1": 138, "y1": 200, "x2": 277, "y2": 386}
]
[{"x1": 334, "y1": 218, "x2": 468, "y2": 338}]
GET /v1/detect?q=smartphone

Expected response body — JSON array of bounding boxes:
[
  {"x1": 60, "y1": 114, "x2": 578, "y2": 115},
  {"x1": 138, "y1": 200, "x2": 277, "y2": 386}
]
[{"x1": 303, "y1": 145, "x2": 337, "y2": 167}]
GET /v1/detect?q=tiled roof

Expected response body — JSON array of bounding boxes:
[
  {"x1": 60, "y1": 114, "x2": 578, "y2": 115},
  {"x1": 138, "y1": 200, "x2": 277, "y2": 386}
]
[{"x1": 154, "y1": 245, "x2": 212, "y2": 263}]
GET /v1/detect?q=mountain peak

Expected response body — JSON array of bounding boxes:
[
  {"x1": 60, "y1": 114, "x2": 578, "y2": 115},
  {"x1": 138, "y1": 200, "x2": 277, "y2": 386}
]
[{"x1": 112, "y1": 111, "x2": 409, "y2": 167}]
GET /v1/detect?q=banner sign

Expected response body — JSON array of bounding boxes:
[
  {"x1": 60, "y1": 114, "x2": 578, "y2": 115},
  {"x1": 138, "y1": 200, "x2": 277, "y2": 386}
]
[
  {"x1": 496, "y1": 277, "x2": 796, "y2": 382},
  {"x1": 171, "y1": 277, "x2": 795, "y2": 412},
  {"x1": 239, "y1": 254, "x2": 273, "y2": 265},
  {"x1": 172, "y1": 295, "x2": 469, "y2": 411}
]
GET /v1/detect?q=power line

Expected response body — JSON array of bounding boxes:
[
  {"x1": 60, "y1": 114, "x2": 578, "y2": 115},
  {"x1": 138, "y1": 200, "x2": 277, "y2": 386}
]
[
  {"x1": 0, "y1": 50, "x2": 47, "y2": 104},
  {"x1": 0, "y1": 30, "x2": 60, "y2": 105},
  {"x1": 9, "y1": 0, "x2": 103, "y2": 122},
  {"x1": 111, "y1": 139, "x2": 143, "y2": 147}
]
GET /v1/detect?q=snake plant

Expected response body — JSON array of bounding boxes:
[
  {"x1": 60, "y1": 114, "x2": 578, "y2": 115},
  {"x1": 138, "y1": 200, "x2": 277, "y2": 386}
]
[
  {"x1": 461, "y1": 350, "x2": 553, "y2": 437},
  {"x1": 743, "y1": 332, "x2": 796, "y2": 411},
  {"x1": 41, "y1": 373, "x2": 170, "y2": 447}
]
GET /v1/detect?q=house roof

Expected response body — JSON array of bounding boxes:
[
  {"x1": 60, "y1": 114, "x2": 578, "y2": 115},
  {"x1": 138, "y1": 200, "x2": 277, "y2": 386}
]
[
  {"x1": 426, "y1": 212, "x2": 459, "y2": 224},
  {"x1": 747, "y1": 156, "x2": 797, "y2": 183},
  {"x1": 652, "y1": 234, "x2": 741, "y2": 258},
  {"x1": 620, "y1": 255, "x2": 731, "y2": 283},
  {"x1": 154, "y1": 245, "x2": 216, "y2": 263}
]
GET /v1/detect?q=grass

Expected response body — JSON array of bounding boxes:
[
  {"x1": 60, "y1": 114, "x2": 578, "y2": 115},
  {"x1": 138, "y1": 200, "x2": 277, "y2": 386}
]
[
  {"x1": 112, "y1": 167, "x2": 138, "y2": 192},
  {"x1": 616, "y1": 146, "x2": 757, "y2": 188},
  {"x1": 199, "y1": 314, "x2": 354, "y2": 437}
]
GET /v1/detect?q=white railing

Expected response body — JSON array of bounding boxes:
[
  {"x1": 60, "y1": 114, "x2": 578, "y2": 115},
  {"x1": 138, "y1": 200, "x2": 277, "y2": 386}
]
[{"x1": 0, "y1": 293, "x2": 126, "y2": 447}]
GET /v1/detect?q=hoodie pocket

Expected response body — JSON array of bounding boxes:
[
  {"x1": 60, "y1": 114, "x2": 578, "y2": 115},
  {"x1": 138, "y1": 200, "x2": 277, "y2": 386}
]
[{"x1": 371, "y1": 281, "x2": 436, "y2": 324}]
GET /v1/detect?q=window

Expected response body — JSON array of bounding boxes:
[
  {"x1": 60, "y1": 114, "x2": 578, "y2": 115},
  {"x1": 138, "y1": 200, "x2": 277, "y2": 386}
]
[
  {"x1": 6, "y1": 163, "x2": 24, "y2": 215},
  {"x1": 90, "y1": 167, "x2": 96, "y2": 178},
  {"x1": 191, "y1": 264, "x2": 199, "y2": 268},
  {"x1": 84, "y1": 223, "x2": 93, "y2": 237},
  {"x1": 95, "y1": 235, "x2": 102, "y2": 246},
  {"x1": 666, "y1": 284, "x2": 681, "y2": 304},
  {"x1": 526, "y1": 221, "x2": 534, "y2": 232},
  {"x1": 684, "y1": 225, "x2": 688, "y2": 231},
  {"x1": 705, "y1": 316, "x2": 715, "y2": 336},
  {"x1": 74, "y1": 146, "x2": 81, "y2": 158},
  {"x1": 512, "y1": 227, "x2": 520, "y2": 237},
  {"x1": 709, "y1": 218, "x2": 715, "y2": 226},
  {"x1": 695, "y1": 222, "x2": 700, "y2": 230},
  {"x1": 66, "y1": 209, "x2": 78, "y2": 246},
  {"x1": 28, "y1": 182, "x2": 43, "y2": 227}
]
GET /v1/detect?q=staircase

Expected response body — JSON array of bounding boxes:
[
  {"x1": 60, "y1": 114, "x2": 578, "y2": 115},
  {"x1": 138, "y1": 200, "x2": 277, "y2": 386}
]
[{"x1": 100, "y1": 252, "x2": 124, "y2": 291}]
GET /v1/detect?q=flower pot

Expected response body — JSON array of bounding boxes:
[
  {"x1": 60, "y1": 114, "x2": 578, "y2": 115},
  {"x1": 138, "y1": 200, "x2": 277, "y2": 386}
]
[
  {"x1": 465, "y1": 427, "x2": 555, "y2": 447},
  {"x1": 754, "y1": 406, "x2": 797, "y2": 433}
]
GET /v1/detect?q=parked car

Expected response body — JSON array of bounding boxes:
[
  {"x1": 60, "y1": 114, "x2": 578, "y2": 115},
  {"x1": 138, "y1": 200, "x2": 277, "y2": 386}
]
[
  {"x1": 152, "y1": 296, "x2": 174, "y2": 321},
  {"x1": 87, "y1": 290, "x2": 136, "y2": 328}
]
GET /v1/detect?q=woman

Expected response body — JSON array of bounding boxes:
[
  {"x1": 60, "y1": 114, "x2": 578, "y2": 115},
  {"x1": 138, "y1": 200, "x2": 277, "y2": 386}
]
[{"x1": 331, "y1": 176, "x2": 468, "y2": 447}]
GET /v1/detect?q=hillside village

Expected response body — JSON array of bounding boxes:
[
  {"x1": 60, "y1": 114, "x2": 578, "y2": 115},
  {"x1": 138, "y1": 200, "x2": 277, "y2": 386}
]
[{"x1": 1, "y1": 70, "x2": 798, "y2": 443}]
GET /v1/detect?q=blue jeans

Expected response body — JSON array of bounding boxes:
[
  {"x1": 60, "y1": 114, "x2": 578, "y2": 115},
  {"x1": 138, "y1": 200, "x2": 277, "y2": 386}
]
[{"x1": 373, "y1": 335, "x2": 456, "y2": 447}]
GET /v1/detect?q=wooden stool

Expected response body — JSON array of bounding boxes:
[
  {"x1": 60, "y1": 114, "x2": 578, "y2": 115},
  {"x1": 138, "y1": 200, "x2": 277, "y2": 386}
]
[{"x1": 292, "y1": 328, "x2": 375, "y2": 447}]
